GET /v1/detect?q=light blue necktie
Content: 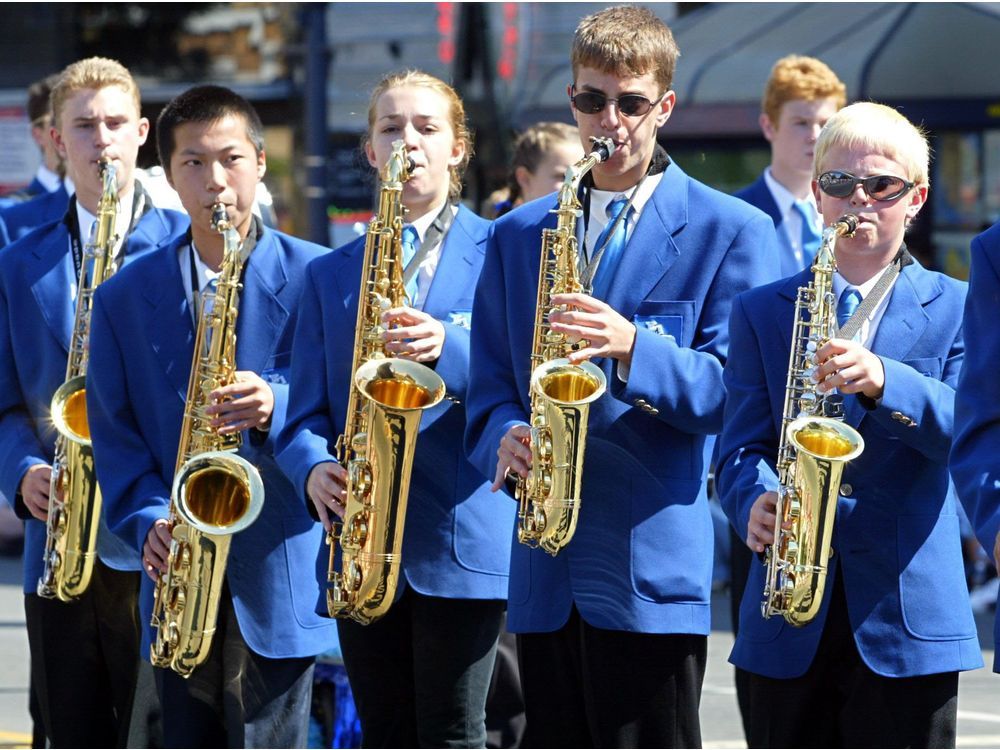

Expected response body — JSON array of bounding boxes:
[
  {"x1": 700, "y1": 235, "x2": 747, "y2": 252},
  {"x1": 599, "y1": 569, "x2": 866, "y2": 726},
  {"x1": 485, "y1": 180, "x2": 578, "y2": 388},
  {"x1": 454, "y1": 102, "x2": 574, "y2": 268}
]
[
  {"x1": 401, "y1": 224, "x2": 420, "y2": 304},
  {"x1": 591, "y1": 197, "x2": 632, "y2": 300},
  {"x1": 837, "y1": 285, "x2": 862, "y2": 331},
  {"x1": 793, "y1": 199, "x2": 822, "y2": 266}
]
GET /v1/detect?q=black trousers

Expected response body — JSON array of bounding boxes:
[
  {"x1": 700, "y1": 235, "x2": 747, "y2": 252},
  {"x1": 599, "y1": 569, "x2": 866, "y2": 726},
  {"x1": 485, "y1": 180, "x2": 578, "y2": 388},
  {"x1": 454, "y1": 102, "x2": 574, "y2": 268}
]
[
  {"x1": 747, "y1": 572, "x2": 959, "y2": 748},
  {"x1": 24, "y1": 560, "x2": 159, "y2": 748},
  {"x1": 516, "y1": 606, "x2": 706, "y2": 749},
  {"x1": 338, "y1": 588, "x2": 505, "y2": 748},
  {"x1": 729, "y1": 527, "x2": 753, "y2": 743},
  {"x1": 485, "y1": 617, "x2": 526, "y2": 749},
  {"x1": 155, "y1": 585, "x2": 315, "y2": 749}
]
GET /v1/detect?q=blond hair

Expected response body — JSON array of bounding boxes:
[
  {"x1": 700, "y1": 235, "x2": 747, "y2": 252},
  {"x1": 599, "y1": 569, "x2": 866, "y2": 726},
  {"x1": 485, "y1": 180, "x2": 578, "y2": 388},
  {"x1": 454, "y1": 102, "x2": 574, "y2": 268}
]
[
  {"x1": 762, "y1": 55, "x2": 846, "y2": 125},
  {"x1": 366, "y1": 70, "x2": 472, "y2": 203},
  {"x1": 814, "y1": 102, "x2": 930, "y2": 187},
  {"x1": 571, "y1": 5, "x2": 679, "y2": 94},
  {"x1": 51, "y1": 57, "x2": 141, "y2": 127}
]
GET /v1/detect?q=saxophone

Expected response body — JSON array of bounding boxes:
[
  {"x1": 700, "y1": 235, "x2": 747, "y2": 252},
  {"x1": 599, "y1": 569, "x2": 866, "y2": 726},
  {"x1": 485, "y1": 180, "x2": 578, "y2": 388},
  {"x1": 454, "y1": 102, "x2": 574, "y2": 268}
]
[
  {"x1": 39, "y1": 159, "x2": 119, "y2": 601},
  {"x1": 761, "y1": 213, "x2": 865, "y2": 626},
  {"x1": 515, "y1": 137, "x2": 614, "y2": 555},
  {"x1": 150, "y1": 204, "x2": 264, "y2": 676},
  {"x1": 326, "y1": 139, "x2": 445, "y2": 624}
]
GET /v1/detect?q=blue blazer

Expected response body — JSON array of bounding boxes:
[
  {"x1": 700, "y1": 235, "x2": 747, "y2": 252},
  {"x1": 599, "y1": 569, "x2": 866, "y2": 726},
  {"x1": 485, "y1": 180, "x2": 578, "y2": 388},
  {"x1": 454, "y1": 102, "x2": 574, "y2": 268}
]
[
  {"x1": 0, "y1": 176, "x2": 47, "y2": 210},
  {"x1": 87, "y1": 228, "x2": 339, "y2": 660},
  {"x1": 952, "y1": 220, "x2": 1000, "y2": 671},
  {"x1": 735, "y1": 172, "x2": 808, "y2": 279},
  {"x1": 465, "y1": 162, "x2": 781, "y2": 635},
  {"x1": 719, "y1": 261, "x2": 982, "y2": 679},
  {"x1": 276, "y1": 205, "x2": 513, "y2": 603},
  {"x1": 0, "y1": 184, "x2": 70, "y2": 249},
  {"x1": 0, "y1": 207, "x2": 187, "y2": 593}
]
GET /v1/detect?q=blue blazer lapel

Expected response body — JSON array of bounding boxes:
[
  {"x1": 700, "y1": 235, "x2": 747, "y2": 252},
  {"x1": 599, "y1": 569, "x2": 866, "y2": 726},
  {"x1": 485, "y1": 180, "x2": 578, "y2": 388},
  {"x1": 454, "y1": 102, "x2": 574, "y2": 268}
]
[
  {"x1": 333, "y1": 236, "x2": 365, "y2": 313},
  {"x1": 143, "y1": 243, "x2": 195, "y2": 403},
  {"x1": 237, "y1": 231, "x2": 289, "y2": 374},
  {"x1": 604, "y1": 164, "x2": 688, "y2": 320},
  {"x1": 869, "y1": 263, "x2": 932, "y2": 364},
  {"x1": 422, "y1": 206, "x2": 480, "y2": 318},
  {"x1": 30, "y1": 227, "x2": 74, "y2": 353}
]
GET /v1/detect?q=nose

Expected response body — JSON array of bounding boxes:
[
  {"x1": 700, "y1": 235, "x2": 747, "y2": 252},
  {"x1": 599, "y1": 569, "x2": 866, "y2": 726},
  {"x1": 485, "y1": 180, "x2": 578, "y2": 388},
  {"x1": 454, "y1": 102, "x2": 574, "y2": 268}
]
[
  {"x1": 206, "y1": 161, "x2": 226, "y2": 193},
  {"x1": 599, "y1": 100, "x2": 623, "y2": 132},
  {"x1": 401, "y1": 122, "x2": 421, "y2": 149},
  {"x1": 849, "y1": 182, "x2": 871, "y2": 206},
  {"x1": 94, "y1": 121, "x2": 112, "y2": 148},
  {"x1": 807, "y1": 123, "x2": 822, "y2": 142}
]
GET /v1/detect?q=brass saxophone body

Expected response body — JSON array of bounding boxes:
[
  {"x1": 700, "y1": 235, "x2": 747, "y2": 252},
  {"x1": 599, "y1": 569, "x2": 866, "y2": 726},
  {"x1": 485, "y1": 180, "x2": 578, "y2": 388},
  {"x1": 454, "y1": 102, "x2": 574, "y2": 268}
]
[
  {"x1": 327, "y1": 140, "x2": 445, "y2": 624},
  {"x1": 39, "y1": 160, "x2": 119, "y2": 601},
  {"x1": 515, "y1": 137, "x2": 615, "y2": 555},
  {"x1": 151, "y1": 204, "x2": 264, "y2": 677},
  {"x1": 762, "y1": 213, "x2": 865, "y2": 626}
]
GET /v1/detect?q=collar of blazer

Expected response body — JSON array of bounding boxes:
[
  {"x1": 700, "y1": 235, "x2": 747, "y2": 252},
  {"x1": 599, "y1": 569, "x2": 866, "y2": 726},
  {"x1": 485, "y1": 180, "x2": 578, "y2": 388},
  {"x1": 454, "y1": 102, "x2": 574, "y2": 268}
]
[
  {"x1": 600, "y1": 160, "x2": 689, "y2": 320},
  {"x1": 334, "y1": 204, "x2": 485, "y2": 318}
]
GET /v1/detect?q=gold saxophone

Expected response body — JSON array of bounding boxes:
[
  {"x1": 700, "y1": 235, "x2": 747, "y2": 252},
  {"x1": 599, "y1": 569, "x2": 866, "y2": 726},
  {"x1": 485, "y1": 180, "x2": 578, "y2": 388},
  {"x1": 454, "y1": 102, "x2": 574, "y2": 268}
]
[
  {"x1": 150, "y1": 204, "x2": 264, "y2": 676},
  {"x1": 326, "y1": 139, "x2": 445, "y2": 624},
  {"x1": 39, "y1": 159, "x2": 119, "y2": 601},
  {"x1": 515, "y1": 137, "x2": 615, "y2": 555},
  {"x1": 762, "y1": 213, "x2": 865, "y2": 626}
]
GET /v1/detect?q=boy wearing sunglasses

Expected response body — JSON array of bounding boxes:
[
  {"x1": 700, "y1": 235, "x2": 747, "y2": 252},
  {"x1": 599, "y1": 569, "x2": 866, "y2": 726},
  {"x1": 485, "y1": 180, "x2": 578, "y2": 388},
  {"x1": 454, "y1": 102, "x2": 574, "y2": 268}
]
[
  {"x1": 465, "y1": 5, "x2": 779, "y2": 746},
  {"x1": 717, "y1": 101, "x2": 979, "y2": 747}
]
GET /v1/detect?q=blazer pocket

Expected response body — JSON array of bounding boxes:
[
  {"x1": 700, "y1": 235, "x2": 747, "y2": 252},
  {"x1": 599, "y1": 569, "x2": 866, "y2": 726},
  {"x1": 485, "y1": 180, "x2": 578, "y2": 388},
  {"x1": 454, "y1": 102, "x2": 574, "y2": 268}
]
[
  {"x1": 633, "y1": 300, "x2": 695, "y2": 347},
  {"x1": 262, "y1": 351, "x2": 292, "y2": 384},
  {"x1": 897, "y1": 513, "x2": 976, "y2": 640}
]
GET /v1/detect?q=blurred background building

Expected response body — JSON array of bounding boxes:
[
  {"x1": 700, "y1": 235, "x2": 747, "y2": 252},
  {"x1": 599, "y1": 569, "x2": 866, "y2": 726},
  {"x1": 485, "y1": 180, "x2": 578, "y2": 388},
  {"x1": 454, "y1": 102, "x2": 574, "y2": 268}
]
[{"x1": 0, "y1": 2, "x2": 998, "y2": 273}]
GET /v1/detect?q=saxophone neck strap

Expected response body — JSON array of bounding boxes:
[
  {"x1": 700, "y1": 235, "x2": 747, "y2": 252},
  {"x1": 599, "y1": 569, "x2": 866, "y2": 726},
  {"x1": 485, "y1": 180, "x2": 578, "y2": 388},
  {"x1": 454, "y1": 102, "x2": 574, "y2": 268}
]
[
  {"x1": 401, "y1": 202, "x2": 455, "y2": 291},
  {"x1": 64, "y1": 185, "x2": 149, "y2": 286},
  {"x1": 187, "y1": 214, "x2": 263, "y2": 325},
  {"x1": 835, "y1": 245, "x2": 913, "y2": 341}
]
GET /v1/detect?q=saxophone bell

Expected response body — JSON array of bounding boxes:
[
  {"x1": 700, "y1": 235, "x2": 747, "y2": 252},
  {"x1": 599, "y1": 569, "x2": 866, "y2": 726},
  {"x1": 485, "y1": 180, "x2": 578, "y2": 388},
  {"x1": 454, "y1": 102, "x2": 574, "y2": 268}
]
[{"x1": 172, "y1": 451, "x2": 264, "y2": 536}]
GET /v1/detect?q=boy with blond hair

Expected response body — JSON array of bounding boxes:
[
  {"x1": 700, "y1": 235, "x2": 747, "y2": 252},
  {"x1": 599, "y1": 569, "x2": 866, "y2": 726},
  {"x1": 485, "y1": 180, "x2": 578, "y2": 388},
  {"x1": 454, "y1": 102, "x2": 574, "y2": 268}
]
[
  {"x1": 465, "y1": 5, "x2": 779, "y2": 746},
  {"x1": 0, "y1": 56, "x2": 186, "y2": 745},
  {"x1": 736, "y1": 55, "x2": 847, "y2": 277},
  {"x1": 718, "y1": 101, "x2": 980, "y2": 747}
]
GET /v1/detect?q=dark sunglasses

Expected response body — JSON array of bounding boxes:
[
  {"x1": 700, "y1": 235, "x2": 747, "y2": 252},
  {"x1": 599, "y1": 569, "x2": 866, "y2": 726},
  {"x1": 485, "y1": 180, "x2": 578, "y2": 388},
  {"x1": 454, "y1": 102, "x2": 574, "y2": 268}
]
[
  {"x1": 570, "y1": 88, "x2": 662, "y2": 117},
  {"x1": 817, "y1": 171, "x2": 915, "y2": 202}
]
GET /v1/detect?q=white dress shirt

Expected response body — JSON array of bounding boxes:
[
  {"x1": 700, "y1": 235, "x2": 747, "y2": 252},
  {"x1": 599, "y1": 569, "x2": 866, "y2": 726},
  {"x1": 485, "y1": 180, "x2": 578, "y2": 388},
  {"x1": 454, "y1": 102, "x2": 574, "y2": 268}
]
[
  {"x1": 832, "y1": 268, "x2": 898, "y2": 348},
  {"x1": 406, "y1": 202, "x2": 457, "y2": 309}
]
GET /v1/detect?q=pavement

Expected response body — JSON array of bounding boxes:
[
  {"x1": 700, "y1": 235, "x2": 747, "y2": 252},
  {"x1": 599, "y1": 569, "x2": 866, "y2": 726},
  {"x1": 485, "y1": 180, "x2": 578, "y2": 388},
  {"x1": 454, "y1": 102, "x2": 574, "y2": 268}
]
[{"x1": 0, "y1": 553, "x2": 997, "y2": 748}]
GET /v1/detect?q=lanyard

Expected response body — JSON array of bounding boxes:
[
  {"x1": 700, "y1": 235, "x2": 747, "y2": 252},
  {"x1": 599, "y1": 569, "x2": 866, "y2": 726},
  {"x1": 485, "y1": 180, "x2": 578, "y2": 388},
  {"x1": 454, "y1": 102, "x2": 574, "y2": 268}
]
[
  {"x1": 835, "y1": 245, "x2": 912, "y2": 341},
  {"x1": 66, "y1": 186, "x2": 149, "y2": 287},
  {"x1": 401, "y1": 202, "x2": 455, "y2": 289},
  {"x1": 187, "y1": 215, "x2": 262, "y2": 325}
]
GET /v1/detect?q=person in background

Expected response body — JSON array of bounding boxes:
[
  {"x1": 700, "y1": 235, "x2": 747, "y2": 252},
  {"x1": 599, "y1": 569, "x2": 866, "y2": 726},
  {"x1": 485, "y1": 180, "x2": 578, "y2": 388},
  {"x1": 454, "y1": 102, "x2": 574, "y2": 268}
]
[{"x1": 0, "y1": 74, "x2": 74, "y2": 246}]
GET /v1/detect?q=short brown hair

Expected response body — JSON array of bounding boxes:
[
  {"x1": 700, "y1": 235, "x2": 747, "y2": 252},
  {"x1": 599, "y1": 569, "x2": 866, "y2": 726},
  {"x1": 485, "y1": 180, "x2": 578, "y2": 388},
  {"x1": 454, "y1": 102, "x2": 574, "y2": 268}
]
[
  {"x1": 761, "y1": 55, "x2": 846, "y2": 125},
  {"x1": 51, "y1": 57, "x2": 141, "y2": 128},
  {"x1": 571, "y1": 5, "x2": 679, "y2": 94},
  {"x1": 507, "y1": 121, "x2": 580, "y2": 203},
  {"x1": 366, "y1": 70, "x2": 472, "y2": 203}
]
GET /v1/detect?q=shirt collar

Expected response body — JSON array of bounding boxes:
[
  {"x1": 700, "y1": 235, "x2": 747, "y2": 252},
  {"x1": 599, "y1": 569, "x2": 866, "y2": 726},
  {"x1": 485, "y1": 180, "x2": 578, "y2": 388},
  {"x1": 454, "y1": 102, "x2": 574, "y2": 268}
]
[
  {"x1": 407, "y1": 201, "x2": 452, "y2": 243},
  {"x1": 36, "y1": 165, "x2": 61, "y2": 193},
  {"x1": 75, "y1": 186, "x2": 133, "y2": 248},
  {"x1": 589, "y1": 171, "x2": 664, "y2": 222},
  {"x1": 763, "y1": 167, "x2": 817, "y2": 221},
  {"x1": 833, "y1": 267, "x2": 888, "y2": 300}
]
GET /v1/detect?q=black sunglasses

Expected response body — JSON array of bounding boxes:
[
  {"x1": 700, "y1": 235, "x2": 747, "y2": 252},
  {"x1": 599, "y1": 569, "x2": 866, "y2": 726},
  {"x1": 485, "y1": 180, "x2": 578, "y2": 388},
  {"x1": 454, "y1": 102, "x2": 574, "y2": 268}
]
[
  {"x1": 817, "y1": 171, "x2": 915, "y2": 202},
  {"x1": 570, "y1": 88, "x2": 662, "y2": 117}
]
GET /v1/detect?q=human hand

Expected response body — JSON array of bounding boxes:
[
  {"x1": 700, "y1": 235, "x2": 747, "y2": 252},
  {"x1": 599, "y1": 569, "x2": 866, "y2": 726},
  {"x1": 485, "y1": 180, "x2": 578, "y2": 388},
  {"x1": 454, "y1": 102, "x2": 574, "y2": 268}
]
[
  {"x1": 206, "y1": 371, "x2": 275, "y2": 434},
  {"x1": 20, "y1": 464, "x2": 52, "y2": 522},
  {"x1": 382, "y1": 306, "x2": 446, "y2": 363},
  {"x1": 747, "y1": 490, "x2": 788, "y2": 554},
  {"x1": 143, "y1": 519, "x2": 173, "y2": 582},
  {"x1": 491, "y1": 423, "x2": 532, "y2": 492},
  {"x1": 813, "y1": 338, "x2": 885, "y2": 400},
  {"x1": 548, "y1": 293, "x2": 637, "y2": 367},
  {"x1": 307, "y1": 461, "x2": 349, "y2": 531}
]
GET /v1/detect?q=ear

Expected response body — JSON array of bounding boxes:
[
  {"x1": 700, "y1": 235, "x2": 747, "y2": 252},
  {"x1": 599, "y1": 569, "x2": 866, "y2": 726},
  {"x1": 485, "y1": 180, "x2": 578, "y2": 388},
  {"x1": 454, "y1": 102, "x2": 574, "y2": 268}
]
[
  {"x1": 257, "y1": 149, "x2": 267, "y2": 180},
  {"x1": 136, "y1": 117, "x2": 150, "y2": 146},
  {"x1": 760, "y1": 113, "x2": 776, "y2": 143},
  {"x1": 448, "y1": 137, "x2": 466, "y2": 168},
  {"x1": 51, "y1": 125, "x2": 67, "y2": 161},
  {"x1": 514, "y1": 165, "x2": 532, "y2": 195},
  {"x1": 364, "y1": 140, "x2": 378, "y2": 171},
  {"x1": 655, "y1": 90, "x2": 676, "y2": 128},
  {"x1": 905, "y1": 184, "x2": 928, "y2": 221},
  {"x1": 811, "y1": 178, "x2": 823, "y2": 207}
]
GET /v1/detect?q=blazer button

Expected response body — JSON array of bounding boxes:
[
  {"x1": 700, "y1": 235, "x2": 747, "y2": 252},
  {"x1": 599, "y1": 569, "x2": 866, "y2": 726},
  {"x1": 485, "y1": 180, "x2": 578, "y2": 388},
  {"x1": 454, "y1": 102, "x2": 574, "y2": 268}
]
[
  {"x1": 839, "y1": 483, "x2": 853, "y2": 496},
  {"x1": 635, "y1": 398, "x2": 647, "y2": 407},
  {"x1": 648, "y1": 407, "x2": 659, "y2": 416},
  {"x1": 891, "y1": 411, "x2": 906, "y2": 422}
]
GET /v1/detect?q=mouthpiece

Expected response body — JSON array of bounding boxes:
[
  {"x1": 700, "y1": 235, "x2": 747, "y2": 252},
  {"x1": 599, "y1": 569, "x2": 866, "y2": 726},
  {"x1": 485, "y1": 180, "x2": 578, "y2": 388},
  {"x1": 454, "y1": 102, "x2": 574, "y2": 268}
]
[
  {"x1": 588, "y1": 137, "x2": 616, "y2": 163},
  {"x1": 833, "y1": 213, "x2": 859, "y2": 237},
  {"x1": 211, "y1": 203, "x2": 231, "y2": 232}
]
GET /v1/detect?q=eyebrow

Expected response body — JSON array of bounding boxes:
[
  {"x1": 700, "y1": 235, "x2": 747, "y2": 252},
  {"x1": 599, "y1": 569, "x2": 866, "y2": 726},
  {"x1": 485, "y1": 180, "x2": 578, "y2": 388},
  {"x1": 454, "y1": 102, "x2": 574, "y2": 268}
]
[{"x1": 377, "y1": 113, "x2": 440, "y2": 123}]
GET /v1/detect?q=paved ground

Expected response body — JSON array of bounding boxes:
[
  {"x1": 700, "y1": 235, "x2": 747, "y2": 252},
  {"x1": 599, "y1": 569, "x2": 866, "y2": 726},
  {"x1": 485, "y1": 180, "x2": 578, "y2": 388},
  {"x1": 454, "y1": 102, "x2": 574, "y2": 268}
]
[{"x1": 0, "y1": 553, "x2": 996, "y2": 748}]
